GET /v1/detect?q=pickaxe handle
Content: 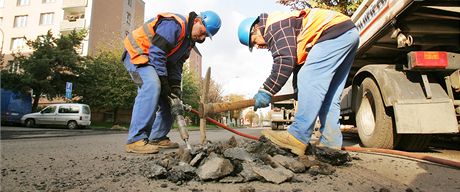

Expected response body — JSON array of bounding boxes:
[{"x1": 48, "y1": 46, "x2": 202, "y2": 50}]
[{"x1": 206, "y1": 93, "x2": 295, "y2": 114}]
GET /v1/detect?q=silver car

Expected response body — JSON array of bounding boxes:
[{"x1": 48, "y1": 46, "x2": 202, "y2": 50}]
[{"x1": 21, "y1": 103, "x2": 91, "y2": 129}]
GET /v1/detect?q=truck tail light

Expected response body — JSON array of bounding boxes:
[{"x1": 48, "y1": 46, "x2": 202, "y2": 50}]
[{"x1": 407, "y1": 51, "x2": 448, "y2": 69}]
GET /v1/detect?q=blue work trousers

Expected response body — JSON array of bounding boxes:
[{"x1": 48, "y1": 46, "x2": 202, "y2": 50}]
[
  {"x1": 123, "y1": 55, "x2": 174, "y2": 144},
  {"x1": 288, "y1": 28, "x2": 359, "y2": 149}
]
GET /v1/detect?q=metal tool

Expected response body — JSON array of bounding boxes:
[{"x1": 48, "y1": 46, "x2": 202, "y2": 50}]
[
  {"x1": 168, "y1": 95, "x2": 192, "y2": 150},
  {"x1": 196, "y1": 67, "x2": 295, "y2": 144}
]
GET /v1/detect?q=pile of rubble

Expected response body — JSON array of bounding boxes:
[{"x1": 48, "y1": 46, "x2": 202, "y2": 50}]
[{"x1": 141, "y1": 136, "x2": 351, "y2": 184}]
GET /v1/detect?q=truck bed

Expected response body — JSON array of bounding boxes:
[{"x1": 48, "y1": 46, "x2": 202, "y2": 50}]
[{"x1": 351, "y1": 0, "x2": 460, "y2": 70}]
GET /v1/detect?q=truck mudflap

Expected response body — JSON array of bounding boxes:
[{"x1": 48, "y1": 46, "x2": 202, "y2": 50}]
[
  {"x1": 352, "y1": 64, "x2": 459, "y2": 134},
  {"x1": 394, "y1": 99, "x2": 458, "y2": 134}
]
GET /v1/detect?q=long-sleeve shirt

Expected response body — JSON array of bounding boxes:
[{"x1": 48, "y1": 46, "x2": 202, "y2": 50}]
[
  {"x1": 258, "y1": 12, "x2": 355, "y2": 95},
  {"x1": 258, "y1": 13, "x2": 302, "y2": 95},
  {"x1": 147, "y1": 16, "x2": 193, "y2": 81}
]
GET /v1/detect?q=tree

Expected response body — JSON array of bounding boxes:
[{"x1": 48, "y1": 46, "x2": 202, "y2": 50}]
[
  {"x1": 277, "y1": 0, "x2": 363, "y2": 15},
  {"x1": 226, "y1": 94, "x2": 246, "y2": 127},
  {"x1": 266, "y1": 111, "x2": 273, "y2": 121},
  {"x1": 181, "y1": 62, "x2": 225, "y2": 125},
  {"x1": 75, "y1": 50, "x2": 137, "y2": 124},
  {"x1": 207, "y1": 78, "x2": 224, "y2": 122},
  {"x1": 244, "y1": 110, "x2": 259, "y2": 127},
  {"x1": 181, "y1": 61, "x2": 201, "y2": 125},
  {"x1": 1, "y1": 30, "x2": 86, "y2": 111}
]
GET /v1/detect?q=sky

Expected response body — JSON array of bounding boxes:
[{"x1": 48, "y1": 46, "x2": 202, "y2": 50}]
[{"x1": 144, "y1": 0, "x2": 292, "y2": 98}]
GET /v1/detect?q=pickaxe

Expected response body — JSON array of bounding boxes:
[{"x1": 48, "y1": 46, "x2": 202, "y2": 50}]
[{"x1": 193, "y1": 67, "x2": 295, "y2": 144}]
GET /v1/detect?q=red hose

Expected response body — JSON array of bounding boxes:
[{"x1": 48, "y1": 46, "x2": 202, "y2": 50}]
[
  {"x1": 343, "y1": 146, "x2": 460, "y2": 168},
  {"x1": 189, "y1": 109, "x2": 260, "y2": 141},
  {"x1": 188, "y1": 108, "x2": 460, "y2": 168}
]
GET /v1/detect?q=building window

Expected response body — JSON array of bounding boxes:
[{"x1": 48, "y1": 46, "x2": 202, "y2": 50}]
[
  {"x1": 11, "y1": 37, "x2": 26, "y2": 50},
  {"x1": 40, "y1": 12, "x2": 54, "y2": 25},
  {"x1": 7, "y1": 60, "x2": 20, "y2": 73},
  {"x1": 14, "y1": 15, "x2": 28, "y2": 27},
  {"x1": 17, "y1": 0, "x2": 30, "y2": 6},
  {"x1": 126, "y1": 12, "x2": 132, "y2": 25},
  {"x1": 42, "y1": 0, "x2": 55, "y2": 3},
  {"x1": 128, "y1": 0, "x2": 132, "y2": 7}
]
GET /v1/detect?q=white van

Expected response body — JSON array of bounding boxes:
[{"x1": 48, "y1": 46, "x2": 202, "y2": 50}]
[{"x1": 21, "y1": 103, "x2": 91, "y2": 129}]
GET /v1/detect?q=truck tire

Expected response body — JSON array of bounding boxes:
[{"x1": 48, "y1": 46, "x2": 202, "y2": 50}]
[
  {"x1": 67, "y1": 121, "x2": 78, "y2": 129},
  {"x1": 397, "y1": 135, "x2": 432, "y2": 151},
  {"x1": 25, "y1": 119, "x2": 35, "y2": 128},
  {"x1": 356, "y1": 78, "x2": 396, "y2": 149},
  {"x1": 271, "y1": 122, "x2": 279, "y2": 130}
]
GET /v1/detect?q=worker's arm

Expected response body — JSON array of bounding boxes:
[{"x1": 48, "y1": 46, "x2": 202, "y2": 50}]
[
  {"x1": 167, "y1": 51, "x2": 191, "y2": 83},
  {"x1": 148, "y1": 19, "x2": 182, "y2": 76},
  {"x1": 166, "y1": 58, "x2": 186, "y2": 98},
  {"x1": 262, "y1": 18, "x2": 297, "y2": 95}
]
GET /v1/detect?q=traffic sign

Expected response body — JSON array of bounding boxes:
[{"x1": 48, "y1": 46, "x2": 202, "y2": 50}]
[{"x1": 66, "y1": 82, "x2": 72, "y2": 99}]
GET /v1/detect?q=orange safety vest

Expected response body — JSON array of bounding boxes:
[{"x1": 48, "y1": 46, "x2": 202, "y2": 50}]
[
  {"x1": 124, "y1": 13, "x2": 187, "y2": 64},
  {"x1": 264, "y1": 9, "x2": 350, "y2": 64}
]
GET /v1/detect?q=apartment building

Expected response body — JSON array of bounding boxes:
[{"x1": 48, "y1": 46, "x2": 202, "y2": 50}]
[
  {"x1": 188, "y1": 47, "x2": 202, "y2": 78},
  {"x1": 0, "y1": 0, "x2": 145, "y2": 67}
]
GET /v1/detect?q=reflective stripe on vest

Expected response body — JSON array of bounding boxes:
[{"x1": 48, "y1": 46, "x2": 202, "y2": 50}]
[
  {"x1": 124, "y1": 13, "x2": 187, "y2": 64},
  {"x1": 264, "y1": 9, "x2": 350, "y2": 64}
]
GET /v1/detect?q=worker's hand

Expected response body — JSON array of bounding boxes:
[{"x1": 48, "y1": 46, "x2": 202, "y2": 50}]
[
  {"x1": 171, "y1": 86, "x2": 181, "y2": 99},
  {"x1": 253, "y1": 89, "x2": 272, "y2": 111},
  {"x1": 159, "y1": 76, "x2": 171, "y2": 99},
  {"x1": 170, "y1": 79, "x2": 182, "y2": 99}
]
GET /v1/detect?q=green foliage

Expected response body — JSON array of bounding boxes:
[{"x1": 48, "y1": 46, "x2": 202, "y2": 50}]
[
  {"x1": 180, "y1": 63, "x2": 225, "y2": 125},
  {"x1": 75, "y1": 50, "x2": 137, "y2": 120},
  {"x1": 1, "y1": 69, "x2": 30, "y2": 94},
  {"x1": 181, "y1": 62, "x2": 201, "y2": 110},
  {"x1": 278, "y1": 0, "x2": 363, "y2": 15},
  {"x1": 1, "y1": 30, "x2": 87, "y2": 111}
]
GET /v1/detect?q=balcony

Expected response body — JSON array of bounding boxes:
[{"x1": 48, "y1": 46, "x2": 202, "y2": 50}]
[
  {"x1": 60, "y1": 18, "x2": 86, "y2": 31},
  {"x1": 63, "y1": 0, "x2": 87, "y2": 9}
]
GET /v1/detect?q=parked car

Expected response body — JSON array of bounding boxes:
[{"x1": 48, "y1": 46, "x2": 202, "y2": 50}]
[{"x1": 21, "y1": 103, "x2": 91, "y2": 129}]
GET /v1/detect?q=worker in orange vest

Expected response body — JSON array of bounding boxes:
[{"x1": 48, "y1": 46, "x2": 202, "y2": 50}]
[
  {"x1": 122, "y1": 11, "x2": 221, "y2": 154},
  {"x1": 238, "y1": 8, "x2": 359, "y2": 156}
]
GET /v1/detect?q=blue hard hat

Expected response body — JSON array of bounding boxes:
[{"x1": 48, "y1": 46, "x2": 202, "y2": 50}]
[
  {"x1": 238, "y1": 17, "x2": 259, "y2": 51},
  {"x1": 200, "y1": 11, "x2": 222, "y2": 39}
]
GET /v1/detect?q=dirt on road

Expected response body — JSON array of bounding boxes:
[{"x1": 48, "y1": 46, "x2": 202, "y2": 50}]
[{"x1": 1, "y1": 129, "x2": 459, "y2": 192}]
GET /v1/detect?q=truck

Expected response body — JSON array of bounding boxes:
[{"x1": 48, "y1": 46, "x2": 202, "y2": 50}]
[
  {"x1": 271, "y1": 99, "x2": 296, "y2": 130},
  {"x1": 340, "y1": 0, "x2": 460, "y2": 151},
  {"x1": 1, "y1": 89, "x2": 32, "y2": 125}
]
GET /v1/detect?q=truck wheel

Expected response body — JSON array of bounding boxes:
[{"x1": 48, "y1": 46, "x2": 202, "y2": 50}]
[
  {"x1": 356, "y1": 78, "x2": 396, "y2": 149},
  {"x1": 271, "y1": 122, "x2": 279, "y2": 130},
  {"x1": 25, "y1": 119, "x2": 35, "y2": 128},
  {"x1": 67, "y1": 121, "x2": 78, "y2": 129},
  {"x1": 397, "y1": 135, "x2": 432, "y2": 151}
]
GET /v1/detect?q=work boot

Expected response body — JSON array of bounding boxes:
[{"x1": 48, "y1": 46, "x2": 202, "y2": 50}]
[
  {"x1": 126, "y1": 139, "x2": 159, "y2": 154},
  {"x1": 261, "y1": 130, "x2": 307, "y2": 156},
  {"x1": 149, "y1": 137, "x2": 179, "y2": 149}
]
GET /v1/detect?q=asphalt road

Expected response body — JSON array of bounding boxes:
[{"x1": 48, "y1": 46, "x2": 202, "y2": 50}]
[{"x1": 1, "y1": 126, "x2": 460, "y2": 191}]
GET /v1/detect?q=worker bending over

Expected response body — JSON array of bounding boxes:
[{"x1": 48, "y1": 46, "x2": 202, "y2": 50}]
[{"x1": 238, "y1": 8, "x2": 358, "y2": 156}]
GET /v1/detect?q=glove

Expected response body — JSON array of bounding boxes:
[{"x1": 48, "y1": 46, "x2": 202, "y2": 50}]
[
  {"x1": 170, "y1": 79, "x2": 182, "y2": 99},
  {"x1": 253, "y1": 89, "x2": 272, "y2": 111},
  {"x1": 159, "y1": 76, "x2": 171, "y2": 99}
]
